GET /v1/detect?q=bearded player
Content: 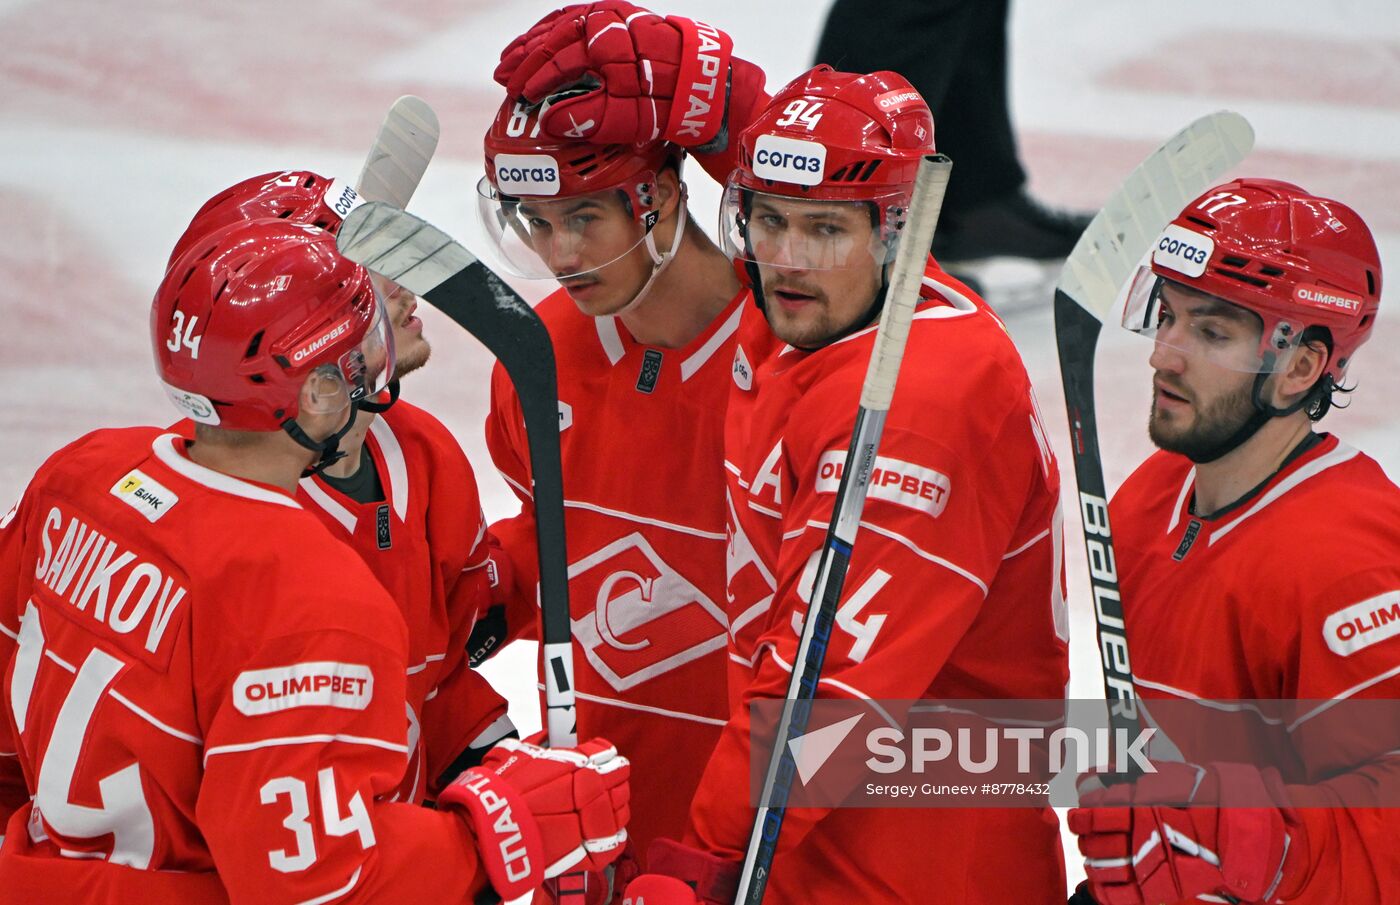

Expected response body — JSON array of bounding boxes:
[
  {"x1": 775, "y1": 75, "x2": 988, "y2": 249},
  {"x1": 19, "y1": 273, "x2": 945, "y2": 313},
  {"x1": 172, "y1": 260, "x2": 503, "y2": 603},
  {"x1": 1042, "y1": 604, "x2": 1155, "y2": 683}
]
[
  {"x1": 1068, "y1": 182, "x2": 1400, "y2": 904},
  {"x1": 0, "y1": 219, "x2": 629, "y2": 903},
  {"x1": 165, "y1": 171, "x2": 517, "y2": 805}
]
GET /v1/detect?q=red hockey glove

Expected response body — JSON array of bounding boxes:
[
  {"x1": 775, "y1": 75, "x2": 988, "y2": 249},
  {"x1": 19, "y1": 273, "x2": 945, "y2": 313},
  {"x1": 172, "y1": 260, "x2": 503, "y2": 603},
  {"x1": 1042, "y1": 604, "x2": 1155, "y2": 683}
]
[
  {"x1": 494, "y1": 0, "x2": 765, "y2": 150},
  {"x1": 541, "y1": 841, "x2": 640, "y2": 904},
  {"x1": 439, "y1": 733, "x2": 631, "y2": 901},
  {"x1": 621, "y1": 838, "x2": 740, "y2": 905},
  {"x1": 1069, "y1": 761, "x2": 1301, "y2": 905},
  {"x1": 484, "y1": 535, "x2": 515, "y2": 606}
]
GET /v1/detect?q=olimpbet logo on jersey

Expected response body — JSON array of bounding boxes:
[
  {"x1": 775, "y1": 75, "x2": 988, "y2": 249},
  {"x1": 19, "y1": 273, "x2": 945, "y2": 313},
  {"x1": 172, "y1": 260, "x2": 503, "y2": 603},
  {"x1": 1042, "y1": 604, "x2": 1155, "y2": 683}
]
[{"x1": 234, "y1": 661, "x2": 374, "y2": 715}]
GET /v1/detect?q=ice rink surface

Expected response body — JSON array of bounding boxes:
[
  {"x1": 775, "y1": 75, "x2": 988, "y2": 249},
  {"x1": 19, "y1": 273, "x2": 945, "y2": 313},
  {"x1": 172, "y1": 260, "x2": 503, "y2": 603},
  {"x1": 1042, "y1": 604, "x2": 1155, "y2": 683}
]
[{"x1": 2, "y1": 0, "x2": 1398, "y2": 894}]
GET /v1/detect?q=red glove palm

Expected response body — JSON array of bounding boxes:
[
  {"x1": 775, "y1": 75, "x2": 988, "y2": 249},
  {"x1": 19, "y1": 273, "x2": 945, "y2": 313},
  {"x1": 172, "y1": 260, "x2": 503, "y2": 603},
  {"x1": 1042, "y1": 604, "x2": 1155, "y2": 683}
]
[
  {"x1": 439, "y1": 732, "x2": 630, "y2": 901},
  {"x1": 494, "y1": 0, "x2": 764, "y2": 149},
  {"x1": 1069, "y1": 761, "x2": 1300, "y2": 905}
]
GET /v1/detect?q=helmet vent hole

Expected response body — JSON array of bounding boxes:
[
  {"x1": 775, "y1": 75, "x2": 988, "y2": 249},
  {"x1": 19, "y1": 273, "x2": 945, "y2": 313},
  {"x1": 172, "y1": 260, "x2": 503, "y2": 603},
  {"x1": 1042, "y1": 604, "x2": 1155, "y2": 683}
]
[
  {"x1": 1220, "y1": 255, "x2": 1250, "y2": 269},
  {"x1": 215, "y1": 278, "x2": 230, "y2": 300},
  {"x1": 248, "y1": 374, "x2": 266, "y2": 384},
  {"x1": 245, "y1": 330, "x2": 264, "y2": 359},
  {"x1": 302, "y1": 176, "x2": 315, "y2": 188},
  {"x1": 1258, "y1": 265, "x2": 1285, "y2": 277},
  {"x1": 1217, "y1": 270, "x2": 1269, "y2": 289},
  {"x1": 1366, "y1": 270, "x2": 1376, "y2": 295},
  {"x1": 1360, "y1": 314, "x2": 1373, "y2": 329},
  {"x1": 1185, "y1": 216, "x2": 1214, "y2": 229},
  {"x1": 858, "y1": 160, "x2": 881, "y2": 182},
  {"x1": 278, "y1": 210, "x2": 294, "y2": 219}
]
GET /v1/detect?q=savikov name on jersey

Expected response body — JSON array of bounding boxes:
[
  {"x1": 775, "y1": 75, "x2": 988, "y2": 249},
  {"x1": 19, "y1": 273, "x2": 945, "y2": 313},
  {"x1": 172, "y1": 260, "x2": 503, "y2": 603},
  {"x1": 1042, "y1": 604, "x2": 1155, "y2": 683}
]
[{"x1": 33, "y1": 506, "x2": 186, "y2": 656}]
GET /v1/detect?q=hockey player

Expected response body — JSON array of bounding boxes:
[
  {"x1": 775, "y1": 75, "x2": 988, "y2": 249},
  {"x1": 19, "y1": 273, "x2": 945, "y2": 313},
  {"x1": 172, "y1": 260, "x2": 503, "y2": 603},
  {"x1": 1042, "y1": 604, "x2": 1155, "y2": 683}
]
[
  {"x1": 166, "y1": 171, "x2": 516, "y2": 804},
  {"x1": 1068, "y1": 181, "x2": 1400, "y2": 904},
  {"x1": 0, "y1": 219, "x2": 629, "y2": 904},
  {"x1": 586, "y1": 67, "x2": 1067, "y2": 903},
  {"x1": 475, "y1": 38, "x2": 771, "y2": 884}
]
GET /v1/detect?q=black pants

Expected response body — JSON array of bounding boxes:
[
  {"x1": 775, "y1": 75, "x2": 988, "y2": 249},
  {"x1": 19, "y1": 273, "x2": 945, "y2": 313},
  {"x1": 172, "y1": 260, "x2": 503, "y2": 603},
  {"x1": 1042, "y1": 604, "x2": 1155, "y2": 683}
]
[{"x1": 814, "y1": 0, "x2": 1025, "y2": 213}]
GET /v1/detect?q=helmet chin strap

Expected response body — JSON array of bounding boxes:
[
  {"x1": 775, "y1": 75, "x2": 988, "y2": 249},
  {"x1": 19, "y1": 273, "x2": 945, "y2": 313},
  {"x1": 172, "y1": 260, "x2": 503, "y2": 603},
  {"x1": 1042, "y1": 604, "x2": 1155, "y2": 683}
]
[
  {"x1": 614, "y1": 196, "x2": 688, "y2": 317},
  {"x1": 357, "y1": 379, "x2": 400, "y2": 414},
  {"x1": 281, "y1": 402, "x2": 362, "y2": 477}
]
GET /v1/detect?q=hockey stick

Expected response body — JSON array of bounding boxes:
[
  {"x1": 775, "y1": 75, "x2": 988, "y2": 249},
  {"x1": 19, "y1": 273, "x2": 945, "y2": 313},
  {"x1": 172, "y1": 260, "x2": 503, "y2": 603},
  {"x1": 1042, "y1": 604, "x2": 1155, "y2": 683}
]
[
  {"x1": 1054, "y1": 112, "x2": 1252, "y2": 761},
  {"x1": 356, "y1": 95, "x2": 440, "y2": 207},
  {"x1": 734, "y1": 154, "x2": 953, "y2": 905},
  {"x1": 333, "y1": 202, "x2": 579, "y2": 754}
]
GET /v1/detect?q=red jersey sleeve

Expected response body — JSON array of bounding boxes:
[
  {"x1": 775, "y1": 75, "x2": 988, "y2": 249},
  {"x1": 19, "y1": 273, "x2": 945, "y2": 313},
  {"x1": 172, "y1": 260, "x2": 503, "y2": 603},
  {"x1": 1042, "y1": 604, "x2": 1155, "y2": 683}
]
[
  {"x1": 691, "y1": 354, "x2": 1050, "y2": 859},
  {"x1": 484, "y1": 359, "x2": 542, "y2": 645},
  {"x1": 1278, "y1": 562, "x2": 1400, "y2": 902},
  {"x1": 0, "y1": 480, "x2": 36, "y2": 837}
]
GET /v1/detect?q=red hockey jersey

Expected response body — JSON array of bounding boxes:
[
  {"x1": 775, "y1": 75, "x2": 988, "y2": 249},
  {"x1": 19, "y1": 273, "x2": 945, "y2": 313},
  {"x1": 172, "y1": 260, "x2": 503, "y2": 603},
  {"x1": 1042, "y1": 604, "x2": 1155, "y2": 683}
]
[
  {"x1": 1111, "y1": 434, "x2": 1400, "y2": 903},
  {"x1": 293, "y1": 401, "x2": 508, "y2": 802},
  {"x1": 0, "y1": 429, "x2": 486, "y2": 904},
  {"x1": 694, "y1": 263, "x2": 1070, "y2": 903},
  {"x1": 486, "y1": 287, "x2": 751, "y2": 858}
]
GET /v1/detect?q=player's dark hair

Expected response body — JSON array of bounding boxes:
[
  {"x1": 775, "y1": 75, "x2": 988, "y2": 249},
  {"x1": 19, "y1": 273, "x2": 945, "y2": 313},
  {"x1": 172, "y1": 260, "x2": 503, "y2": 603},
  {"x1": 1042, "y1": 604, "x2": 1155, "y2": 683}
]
[{"x1": 1297, "y1": 325, "x2": 1351, "y2": 421}]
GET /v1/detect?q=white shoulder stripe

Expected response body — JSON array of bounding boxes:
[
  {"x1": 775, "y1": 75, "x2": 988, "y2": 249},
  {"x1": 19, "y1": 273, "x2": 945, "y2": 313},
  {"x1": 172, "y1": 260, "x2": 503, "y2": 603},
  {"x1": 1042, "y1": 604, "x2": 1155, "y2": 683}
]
[
  {"x1": 1132, "y1": 677, "x2": 1286, "y2": 725},
  {"x1": 809, "y1": 519, "x2": 990, "y2": 596},
  {"x1": 596, "y1": 316, "x2": 626, "y2": 366},
  {"x1": 299, "y1": 477, "x2": 357, "y2": 534},
  {"x1": 203, "y1": 733, "x2": 408, "y2": 765},
  {"x1": 1003, "y1": 528, "x2": 1050, "y2": 560},
  {"x1": 497, "y1": 468, "x2": 533, "y2": 501},
  {"x1": 1210, "y1": 444, "x2": 1360, "y2": 546},
  {"x1": 153, "y1": 434, "x2": 300, "y2": 509},
  {"x1": 1167, "y1": 467, "x2": 1196, "y2": 535},
  {"x1": 680, "y1": 301, "x2": 744, "y2": 382},
  {"x1": 368, "y1": 417, "x2": 410, "y2": 522}
]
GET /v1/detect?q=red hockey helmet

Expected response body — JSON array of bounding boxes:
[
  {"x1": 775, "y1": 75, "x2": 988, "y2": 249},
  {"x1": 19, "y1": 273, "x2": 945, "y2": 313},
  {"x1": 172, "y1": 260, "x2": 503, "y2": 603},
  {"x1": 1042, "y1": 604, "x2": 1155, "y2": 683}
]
[
  {"x1": 153, "y1": 218, "x2": 394, "y2": 433},
  {"x1": 476, "y1": 97, "x2": 684, "y2": 279},
  {"x1": 721, "y1": 65, "x2": 935, "y2": 270},
  {"x1": 166, "y1": 171, "x2": 365, "y2": 271},
  {"x1": 1124, "y1": 179, "x2": 1382, "y2": 381}
]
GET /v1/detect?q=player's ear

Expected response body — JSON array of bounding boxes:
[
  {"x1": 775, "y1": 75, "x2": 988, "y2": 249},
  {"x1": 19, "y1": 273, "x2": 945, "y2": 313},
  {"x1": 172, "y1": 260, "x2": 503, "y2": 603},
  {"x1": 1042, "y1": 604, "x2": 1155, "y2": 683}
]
[
  {"x1": 655, "y1": 165, "x2": 683, "y2": 222},
  {"x1": 297, "y1": 365, "x2": 353, "y2": 435},
  {"x1": 1272, "y1": 337, "x2": 1329, "y2": 407}
]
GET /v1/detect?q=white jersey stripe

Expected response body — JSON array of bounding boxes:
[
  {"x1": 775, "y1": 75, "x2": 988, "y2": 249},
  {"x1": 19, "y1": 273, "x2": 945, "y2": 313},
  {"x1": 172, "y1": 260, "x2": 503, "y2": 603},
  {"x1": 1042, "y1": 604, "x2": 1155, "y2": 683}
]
[
  {"x1": 204, "y1": 734, "x2": 408, "y2": 765},
  {"x1": 807, "y1": 519, "x2": 990, "y2": 596},
  {"x1": 596, "y1": 316, "x2": 626, "y2": 365},
  {"x1": 299, "y1": 478, "x2": 357, "y2": 534},
  {"x1": 1288, "y1": 663, "x2": 1400, "y2": 732},
  {"x1": 1167, "y1": 467, "x2": 1196, "y2": 535},
  {"x1": 564, "y1": 499, "x2": 726, "y2": 540},
  {"x1": 497, "y1": 468, "x2": 533, "y2": 501},
  {"x1": 369, "y1": 417, "x2": 411, "y2": 522},
  {"x1": 1003, "y1": 528, "x2": 1050, "y2": 560},
  {"x1": 765, "y1": 646, "x2": 899, "y2": 728},
  {"x1": 295, "y1": 867, "x2": 362, "y2": 905},
  {"x1": 537, "y1": 684, "x2": 727, "y2": 726},
  {"x1": 153, "y1": 434, "x2": 300, "y2": 509},
  {"x1": 1209, "y1": 443, "x2": 1359, "y2": 546},
  {"x1": 680, "y1": 301, "x2": 744, "y2": 382}
]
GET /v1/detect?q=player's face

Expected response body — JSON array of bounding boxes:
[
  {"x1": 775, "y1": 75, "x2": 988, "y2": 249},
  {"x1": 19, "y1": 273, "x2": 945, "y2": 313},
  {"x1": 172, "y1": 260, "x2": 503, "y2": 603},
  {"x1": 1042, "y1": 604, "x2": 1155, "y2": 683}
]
[
  {"x1": 517, "y1": 192, "x2": 656, "y2": 317},
  {"x1": 1147, "y1": 283, "x2": 1265, "y2": 457},
  {"x1": 749, "y1": 196, "x2": 883, "y2": 348},
  {"x1": 374, "y1": 277, "x2": 431, "y2": 377}
]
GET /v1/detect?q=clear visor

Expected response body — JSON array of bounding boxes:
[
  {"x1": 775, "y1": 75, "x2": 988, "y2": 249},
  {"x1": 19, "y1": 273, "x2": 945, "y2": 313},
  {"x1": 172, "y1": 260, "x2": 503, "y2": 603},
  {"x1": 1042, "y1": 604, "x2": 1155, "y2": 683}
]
[
  {"x1": 1122, "y1": 269, "x2": 1300, "y2": 374},
  {"x1": 475, "y1": 176, "x2": 655, "y2": 280},
  {"x1": 719, "y1": 185, "x2": 900, "y2": 272},
  {"x1": 301, "y1": 288, "x2": 396, "y2": 417}
]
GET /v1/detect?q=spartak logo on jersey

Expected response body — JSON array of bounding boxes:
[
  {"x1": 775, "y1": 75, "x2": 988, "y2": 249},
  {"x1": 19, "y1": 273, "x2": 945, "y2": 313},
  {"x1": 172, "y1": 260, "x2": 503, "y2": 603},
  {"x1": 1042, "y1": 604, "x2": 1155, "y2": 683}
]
[{"x1": 568, "y1": 532, "x2": 727, "y2": 691}]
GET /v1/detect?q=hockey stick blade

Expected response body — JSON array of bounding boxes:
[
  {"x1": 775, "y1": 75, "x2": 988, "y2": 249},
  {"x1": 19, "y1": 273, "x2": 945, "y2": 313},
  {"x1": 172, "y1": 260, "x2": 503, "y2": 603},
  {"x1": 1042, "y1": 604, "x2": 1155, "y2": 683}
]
[
  {"x1": 1054, "y1": 112, "x2": 1252, "y2": 761},
  {"x1": 736, "y1": 155, "x2": 953, "y2": 905},
  {"x1": 356, "y1": 95, "x2": 440, "y2": 208},
  {"x1": 337, "y1": 201, "x2": 579, "y2": 749}
]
